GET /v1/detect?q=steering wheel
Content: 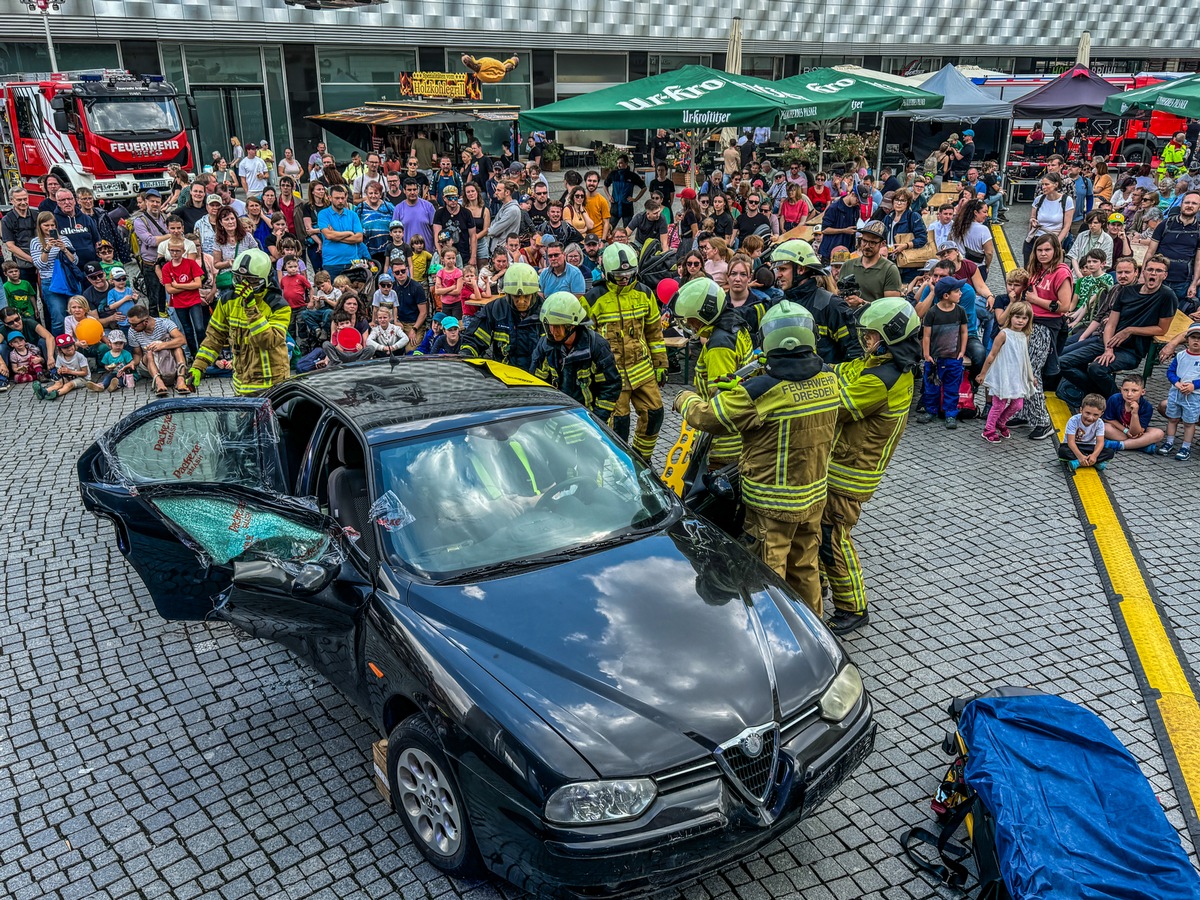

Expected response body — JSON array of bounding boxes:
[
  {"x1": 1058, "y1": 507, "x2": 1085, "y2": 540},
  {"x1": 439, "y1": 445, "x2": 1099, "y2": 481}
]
[{"x1": 534, "y1": 476, "x2": 594, "y2": 512}]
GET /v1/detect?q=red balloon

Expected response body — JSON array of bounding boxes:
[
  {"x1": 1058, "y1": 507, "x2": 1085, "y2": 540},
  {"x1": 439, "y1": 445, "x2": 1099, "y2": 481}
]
[{"x1": 656, "y1": 278, "x2": 679, "y2": 305}]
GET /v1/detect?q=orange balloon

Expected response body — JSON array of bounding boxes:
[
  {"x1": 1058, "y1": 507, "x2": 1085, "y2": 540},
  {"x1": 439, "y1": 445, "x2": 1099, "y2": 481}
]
[{"x1": 74, "y1": 317, "x2": 104, "y2": 346}]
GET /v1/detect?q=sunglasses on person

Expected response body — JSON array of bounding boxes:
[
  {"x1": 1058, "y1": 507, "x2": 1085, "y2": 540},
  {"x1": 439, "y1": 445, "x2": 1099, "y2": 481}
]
[{"x1": 686, "y1": 261, "x2": 702, "y2": 268}]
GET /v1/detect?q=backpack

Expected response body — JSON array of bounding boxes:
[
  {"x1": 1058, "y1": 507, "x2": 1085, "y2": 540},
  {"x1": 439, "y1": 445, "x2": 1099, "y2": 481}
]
[{"x1": 900, "y1": 694, "x2": 1012, "y2": 899}]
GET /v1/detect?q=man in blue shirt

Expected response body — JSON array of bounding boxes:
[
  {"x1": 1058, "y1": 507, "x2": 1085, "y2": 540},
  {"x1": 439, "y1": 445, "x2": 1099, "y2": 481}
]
[
  {"x1": 818, "y1": 192, "x2": 860, "y2": 259},
  {"x1": 538, "y1": 241, "x2": 585, "y2": 297},
  {"x1": 316, "y1": 184, "x2": 364, "y2": 280},
  {"x1": 603, "y1": 154, "x2": 646, "y2": 229}
]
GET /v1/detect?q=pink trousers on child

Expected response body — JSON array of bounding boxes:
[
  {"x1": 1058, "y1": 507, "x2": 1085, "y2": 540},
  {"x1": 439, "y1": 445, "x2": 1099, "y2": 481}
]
[{"x1": 984, "y1": 397, "x2": 1024, "y2": 437}]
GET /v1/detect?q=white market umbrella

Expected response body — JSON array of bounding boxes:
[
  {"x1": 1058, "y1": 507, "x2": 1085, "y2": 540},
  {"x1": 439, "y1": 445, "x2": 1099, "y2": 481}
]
[
  {"x1": 1077, "y1": 31, "x2": 1092, "y2": 67},
  {"x1": 720, "y1": 16, "x2": 744, "y2": 145}
]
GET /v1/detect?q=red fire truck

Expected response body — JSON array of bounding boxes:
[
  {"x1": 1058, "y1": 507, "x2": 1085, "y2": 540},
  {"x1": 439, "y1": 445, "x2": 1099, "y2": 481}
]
[{"x1": 0, "y1": 68, "x2": 195, "y2": 206}]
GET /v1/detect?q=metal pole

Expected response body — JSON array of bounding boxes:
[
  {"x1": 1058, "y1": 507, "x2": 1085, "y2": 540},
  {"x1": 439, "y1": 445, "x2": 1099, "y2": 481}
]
[{"x1": 42, "y1": 10, "x2": 57, "y2": 72}]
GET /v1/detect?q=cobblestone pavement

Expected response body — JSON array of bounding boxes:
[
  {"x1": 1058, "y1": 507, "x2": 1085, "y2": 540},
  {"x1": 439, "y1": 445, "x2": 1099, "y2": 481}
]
[{"x1": 2, "y1": 215, "x2": 1197, "y2": 900}]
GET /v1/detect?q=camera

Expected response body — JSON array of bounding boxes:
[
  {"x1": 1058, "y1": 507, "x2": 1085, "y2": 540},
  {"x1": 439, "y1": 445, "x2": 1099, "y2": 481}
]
[{"x1": 837, "y1": 274, "x2": 860, "y2": 298}]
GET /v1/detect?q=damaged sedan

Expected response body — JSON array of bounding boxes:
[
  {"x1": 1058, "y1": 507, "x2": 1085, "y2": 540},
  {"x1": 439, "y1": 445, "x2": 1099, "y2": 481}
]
[{"x1": 78, "y1": 357, "x2": 874, "y2": 898}]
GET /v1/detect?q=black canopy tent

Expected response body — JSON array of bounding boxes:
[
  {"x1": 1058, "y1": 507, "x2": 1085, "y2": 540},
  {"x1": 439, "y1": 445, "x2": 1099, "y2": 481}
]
[{"x1": 1012, "y1": 65, "x2": 1122, "y2": 119}]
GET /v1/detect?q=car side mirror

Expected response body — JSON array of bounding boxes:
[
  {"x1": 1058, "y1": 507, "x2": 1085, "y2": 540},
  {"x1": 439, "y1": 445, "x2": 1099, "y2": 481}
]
[
  {"x1": 53, "y1": 110, "x2": 70, "y2": 134},
  {"x1": 704, "y1": 472, "x2": 735, "y2": 500},
  {"x1": 233, "y1": 558, "x2": 338, "y2": 595}
]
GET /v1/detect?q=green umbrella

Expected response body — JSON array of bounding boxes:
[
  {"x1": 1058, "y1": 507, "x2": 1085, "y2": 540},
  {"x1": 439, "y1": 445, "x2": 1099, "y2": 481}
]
[
  {"x1": 519, "y1": 65, "x2": 809, "y2": 132},
  {"x1": 771, "y1": 68, "x2": 943, "y2": 168},
  {"x1": 771, "y1": 67, "x2": 945, "y2": 122},
  {"x1": 1103, "y1": 74, "x2": 1200, "y2": 119}
]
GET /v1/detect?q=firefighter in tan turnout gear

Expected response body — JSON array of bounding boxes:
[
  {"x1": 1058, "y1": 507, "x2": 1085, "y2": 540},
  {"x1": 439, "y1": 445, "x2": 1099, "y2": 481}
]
[
  {"x1": 822, "y1": 296, "x2": 921, "y2": 635},
  {"x1": 674, "y1": 300, "x2": 839, "y2": 615},
  {"x1": 585, "y1": 243, "x2": 667, "y2": 461},
  {"x1": 672, "y1": 277, "x2": 756, "y2": 466}
]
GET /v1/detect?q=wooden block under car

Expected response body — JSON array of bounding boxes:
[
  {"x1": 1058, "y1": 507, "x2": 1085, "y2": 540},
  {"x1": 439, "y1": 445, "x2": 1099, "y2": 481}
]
[{"x1": 372, "y1": 739, "x2": 390, "y2": 804}]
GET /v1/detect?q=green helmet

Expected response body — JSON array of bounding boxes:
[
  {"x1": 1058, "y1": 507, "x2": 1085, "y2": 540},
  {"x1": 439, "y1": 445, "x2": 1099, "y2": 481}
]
[
  {"x1": 232, "y1": 248, "x2": 272, "y2": 288},
  {"x1": 760, "y1": 300, "x2": 817, "y2": 353},
  {"x1": 539, "y1": 291, "x2": 587, "y2": 328},
  {"x1": 673, "y1": 277, "x2": 725, "y2": 325},
  {"x1": 859, "y1": 296, "x2": 920, "y2": 344},
  {"x1": 502, "y1": 262, "x2": 540, "y2": 297},
  {"x1": 772, "y1": 239, "x2": 827, "y2": 273},
  {"x1": 601, "y1": 243, "x2": 639, "y2": 281}
]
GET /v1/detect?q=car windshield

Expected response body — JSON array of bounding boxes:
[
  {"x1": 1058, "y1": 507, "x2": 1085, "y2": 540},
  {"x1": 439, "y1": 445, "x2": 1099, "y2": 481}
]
[
  {"x1": 84, "y1": 97, "x2": 181, "y2": 136},
  {"x1": 372, "y1": 408, "x2": 675, "y2": 580}
]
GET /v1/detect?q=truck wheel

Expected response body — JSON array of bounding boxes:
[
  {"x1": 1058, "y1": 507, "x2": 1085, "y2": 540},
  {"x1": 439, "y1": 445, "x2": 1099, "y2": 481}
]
[
  {"x1": 387, "y1": 714, "x2": 484, "y2": 879},
  {"x1": 1122, "y1": 143, "x2": 1153, "y2": 164}
]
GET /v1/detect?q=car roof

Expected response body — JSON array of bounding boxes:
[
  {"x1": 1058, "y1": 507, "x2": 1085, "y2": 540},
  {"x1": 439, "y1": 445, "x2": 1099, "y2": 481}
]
[{"x1": 285, "y1": 357, "x2": 572, "y2": 437}]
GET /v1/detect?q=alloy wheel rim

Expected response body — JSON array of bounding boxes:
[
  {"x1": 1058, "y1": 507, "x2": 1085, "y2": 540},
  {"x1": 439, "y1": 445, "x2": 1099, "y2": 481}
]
[{"x1": 396, "y1": 747, "x2": 462, "y2": 856}]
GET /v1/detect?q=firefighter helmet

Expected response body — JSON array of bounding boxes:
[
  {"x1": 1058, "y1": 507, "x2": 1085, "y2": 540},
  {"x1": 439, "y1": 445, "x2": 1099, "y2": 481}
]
[
  {"x1": 672, "y1": 277, "x2": 725, "y2": 326},
  {"x1": 771, "y1": 239, "x2": 827, "y2": 274},
  {"x1": 539, "y1": 291, "x2": 587, "y2": 328},
  {"x1": 601, "y1": 243, "x2": 639, "y2": 281},
  {"x1": 760, "y1": 300, "x2": 817, "y2": 354},
  {"x1": 232, "y1": 248, "x2": 272, "y2": 289},
  {"x1": 859, "y1": 296, "x2": 920, "y2": 345},
  {"x1": 502, "y1": 262, "x2": 540, "y2": 297}
]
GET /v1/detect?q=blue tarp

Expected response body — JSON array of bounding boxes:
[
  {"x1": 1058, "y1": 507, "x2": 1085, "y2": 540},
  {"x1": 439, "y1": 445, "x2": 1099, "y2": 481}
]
[{"x1": 959, "y1": 693, "x2": 1200, "y2": 900}]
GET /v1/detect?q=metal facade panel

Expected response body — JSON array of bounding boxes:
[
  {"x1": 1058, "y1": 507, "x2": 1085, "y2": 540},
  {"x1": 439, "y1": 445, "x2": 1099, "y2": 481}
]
[{"x1": 0, "y1": 0, "x2": 1194, "y2": 52}]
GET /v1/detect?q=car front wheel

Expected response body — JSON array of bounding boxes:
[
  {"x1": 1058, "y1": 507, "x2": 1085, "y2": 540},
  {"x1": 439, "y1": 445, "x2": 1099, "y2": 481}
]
[{"x1": 387, "y1": 714, "x2": 483, "y2": 878}]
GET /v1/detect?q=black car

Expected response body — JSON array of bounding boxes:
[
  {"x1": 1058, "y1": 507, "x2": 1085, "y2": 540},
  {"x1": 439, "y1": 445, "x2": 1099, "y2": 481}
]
[{"x1": 78, "y1": 357, "x2": 874, "y2": 898}]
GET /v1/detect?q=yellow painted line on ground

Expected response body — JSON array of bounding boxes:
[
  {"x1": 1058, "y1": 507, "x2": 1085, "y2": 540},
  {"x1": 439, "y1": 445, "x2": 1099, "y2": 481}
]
[
  {"x1": 1047, "y1": 393, "x2": 1200, "y2": 813},
  {"x1": 990, "y1": 222, "x2": 1018, "y2": 276}
]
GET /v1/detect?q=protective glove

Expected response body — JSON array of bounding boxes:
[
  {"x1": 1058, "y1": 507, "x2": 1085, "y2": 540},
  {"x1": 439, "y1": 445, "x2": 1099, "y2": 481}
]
[
  {"x1": 234, "y1": 281, "x2": 258, "y2": 306},
  {"x1": 187, "y1": 367, "x2": 203, "y2": 389},
  {"x1": 655, "y1": 367, "x2": 668, "y2": 385},
  {"x1": 714, "y1": 375, "x2": 741, "y2": 391},
  {"x1": 672, "y1": 390, "x2": 697, "y2": 413}
]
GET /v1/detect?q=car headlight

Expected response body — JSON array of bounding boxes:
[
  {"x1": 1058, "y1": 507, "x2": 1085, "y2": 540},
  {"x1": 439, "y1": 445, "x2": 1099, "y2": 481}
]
[
  {"x1": 819, "y1": 664, "x2": 863, "y2": 722},
  {"x1": 544, "y1": 778, "x2": 657, "y2": 825}
]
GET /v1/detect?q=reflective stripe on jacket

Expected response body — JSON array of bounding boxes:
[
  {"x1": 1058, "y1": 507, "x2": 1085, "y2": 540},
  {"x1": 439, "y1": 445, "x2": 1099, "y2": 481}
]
[
  {"x1": 828, "y1": 356, "x2": 913, "y2": 500},
  {"x1": 584, "y1": 280, "x2": 667, "y2": 390},
  {"x1": 679, "y1": 366, "x2": 839, "y2": 521}
]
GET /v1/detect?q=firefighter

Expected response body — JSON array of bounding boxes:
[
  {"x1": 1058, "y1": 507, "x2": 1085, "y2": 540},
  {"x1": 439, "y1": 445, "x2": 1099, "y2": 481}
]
[
  {"x1": 771, "y1": 239, "x2": 860, "y2": 364},
  {"x1": 188, "y1": 248, "x2": 290, "y2": 395},
  {"x1": 674, "y1": 300, "x2": 839, "y2": 615},
  {"x1": 460, "y1": 261, "x2": 543, "y2": 373},
  {"x1": 672, "y1": 277, "x2": 755, "y2": 465},
  {"x1": 532, "y1": 291, "x2": 621, "y2": 418},
  {"x1": 821, "y1": 296, "x2": 922, "y2": 635},
  {"x1": 585, "y1": 243, "x2": 667, "y2": 461}
]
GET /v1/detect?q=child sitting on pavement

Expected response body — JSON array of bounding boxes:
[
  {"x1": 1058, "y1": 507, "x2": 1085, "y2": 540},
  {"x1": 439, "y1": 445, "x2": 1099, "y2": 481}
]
[
  {"x1": 918, "y1": 276, "x2": 969, "y2": 429},
  {"x1": 100, "y1": 331, "x2": 135, "y2": 392},
  {"x1": 1059, "y1": 393, "x2": 1116, "y2": 471},
  {"x1": 1156, "y1": 323, "x2": 1200, "y2": 461},
  {"x1": 1102, "y1": 374, "x2": 1164, "y2": 454},
  {"x1": 431, "y1": 317, "x2": 463, "y2": 354},
  {"x1": 33, "y1": 333, "x2": 92, "y2": 400},
  {"x1": 5, "y1": 330, "x2": 44, "y2": 383},
  {"x1": 367, "y1": 306, "x2": 409, "y2": 357},
  {"x1": 411, "y1": 311, "x2": 445, "y2": 355}
]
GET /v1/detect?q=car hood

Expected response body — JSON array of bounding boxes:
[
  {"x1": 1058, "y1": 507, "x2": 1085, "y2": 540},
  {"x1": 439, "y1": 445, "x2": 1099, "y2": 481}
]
[{"x1": 406, "y1": 517, "x2": 843, "y2": 777}]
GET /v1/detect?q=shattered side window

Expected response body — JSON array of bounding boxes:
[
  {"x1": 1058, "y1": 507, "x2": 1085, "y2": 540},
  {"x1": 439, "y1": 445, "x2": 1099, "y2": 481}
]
[
  {"x1": 99, "y1": 405, "x2": 284, "y2": 491},
  {"x1": 150, "y1": 496, "x2": 334, "y2": 567}
]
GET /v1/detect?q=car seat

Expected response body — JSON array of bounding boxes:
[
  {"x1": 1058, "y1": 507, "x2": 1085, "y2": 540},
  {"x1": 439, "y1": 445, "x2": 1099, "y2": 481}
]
[{"x1": 326, "y1": 429, "x2": 377, "y2": 561}]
